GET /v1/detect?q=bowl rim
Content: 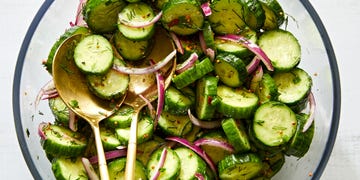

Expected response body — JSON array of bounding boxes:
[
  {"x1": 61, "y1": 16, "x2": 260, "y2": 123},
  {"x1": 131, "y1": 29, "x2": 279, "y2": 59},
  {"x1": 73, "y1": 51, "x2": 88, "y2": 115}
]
[{"x1": 12, "y1": 0, "x2": 341, "y2": 179}]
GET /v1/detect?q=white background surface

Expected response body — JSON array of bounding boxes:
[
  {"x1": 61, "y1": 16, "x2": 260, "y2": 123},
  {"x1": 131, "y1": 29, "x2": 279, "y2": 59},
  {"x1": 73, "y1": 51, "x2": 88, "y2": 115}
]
[{"x1": 1, "y1": 0, "x2": 359, "y2": 179}]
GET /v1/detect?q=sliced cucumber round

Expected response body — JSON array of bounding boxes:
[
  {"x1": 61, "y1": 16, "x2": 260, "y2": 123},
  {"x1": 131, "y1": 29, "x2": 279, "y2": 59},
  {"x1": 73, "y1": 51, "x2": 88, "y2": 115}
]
[
  {"x1": 259, "y1": 0, "x2": 285, "y2": 30},
  {"x1": 217, "y1": 85, "x2": 259, "y2": 119},
  {"x1": 147, "y1": 148, "x2": 181, "y2": 180},
  {"x1": 108, "y1": 157, "x2": 147, "y2": 179},
  {"x1": 161, "y1": 0, "x2": 204, "y2": 35},
  {"x1": 83, "y1": 0, "x2": 127, "y2": 33},
  {"x1": 218, "y1": 153, "x2": 263, "y2": 180},
  {"x1": 136, "y1": 137, "x2": 165, "y2": 165},
  {"x1": 174, "y1": 147, "x2": 208, "y2": 179},
  {"x1": 253, "y1": 73, "x2": 278, "y2": 104},
  {"x1": 214, "y1": 53, "x2": 248, "y2": 87},
  {"x1": 286, "y1": 113, "x2": 315, "y2": 158},
  {"x1": 222, "y1": 118, "x2": 251, "y2": 153},
  {"x1": 117, "y1": 2, "x2": 155, "y2": 40},
  {"x1": 258, "y1": 29, "x2": 301, "y2": 71},
  {"x1": 100, "y1": 127, "x2": 121, "y2": 150},
  {"x1": 104, "y1": 104, "x2": 134, "y2": 128},
  {"x1": 41, "y1": 124, "x2": 88, "y2": 157},
  {"x1": 253, "y1": 101, "x2": 297, "y2": 147},
  {"x1": 51, "y1": 157, "x2": 88, "y2": 180},
  {"x1": 163, "y1": 86, "x2": 195, "y2": 115},
  {"x1": 273, "y1": 67, "x2": 312, "y2": 112},
  {"x1": 74, "y1": 34, "x2": 114, "y2": 75},
  {"x1": 115, "y1": 116, "x2": 154, "y2": 145},
  {"x1": 48, "y1": 97, "x2": 70, "y2": 125},
  {"x1": 242, "y1": 0, "x2": 266, "y2": 31},
  {"x1": 158, "y1": 111, "x2": 193, "y2": 137},
  {"x1": 195, "y1": 75, "x2": 219, "y2": 120},
  {"x1": 199, "y1": 130, "x2": 232, "y2": 164}
]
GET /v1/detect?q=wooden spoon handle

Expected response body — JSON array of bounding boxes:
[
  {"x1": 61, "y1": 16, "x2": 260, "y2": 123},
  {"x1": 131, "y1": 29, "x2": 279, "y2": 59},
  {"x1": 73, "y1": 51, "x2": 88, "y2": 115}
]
[
  {"x1": 93, "y1": 125, "x2": 110, "y2": 180},
  {"x1": 125, "y1": 110, "x2": 140, "y2": 180}
]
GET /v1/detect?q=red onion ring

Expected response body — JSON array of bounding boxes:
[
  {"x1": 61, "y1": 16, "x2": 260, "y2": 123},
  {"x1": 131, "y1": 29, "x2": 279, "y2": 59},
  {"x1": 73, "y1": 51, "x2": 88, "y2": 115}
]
[
  {"x1": 81, "y1": 157, "x2": 99, "y2": 180},
  {"x1": 195, "y1": 172, "x2": 205, "y2": 180},
  {"x1": 38, "y1": 122, "x2": 49, "y2": 140},
  {"x1": 303, "y1": 92, "x2": 316, "y2": 132},
  {"x1": 188, "y1": 109, "x2": 222, "y2": 129},
  {"x1": 216, "y1": 34, "x2": 274, "y2": 71},
  {"x1": 246, "y1": 56, "x2": 261, "y2": 74},
  {"x1": 88, "y1": 149, "x2": 127, "y2": 164},
  {"x1": 176, "y1": 52, "x2": 198, "y2": 74},
  {"x1": 139, "y1": 94, "x2": 156, "y2": 119},
  {"x1": 118, "y1": 11, "x2": 163, "y2": 28},
  {"x1": 165, "y1": 136, "x2": 217, "y2": 176},
  {"x1": 68, "y1": 109, "x2": 78, "y2": 132},
  {"x1": 170, "y1": 32, "x2": 184, "y2": 54},
  {"x1": 35, "y1": 79, "x2": 56, "y2": 110},
  {"x1": 193, "y1": 138, "x2": 235, "y2": 153},
  {"x1": 154, "y1": 72, "x2": 165, "y2": 130},
  {"x1": 201, "y1": 2, "x2": 212, "y2": 16},
  {"x1": 150, "y1": 147, "x2": 168, "y2": 180},
  {"x1": 112, "y1": 50, "x2": 176, "y2": 75}
]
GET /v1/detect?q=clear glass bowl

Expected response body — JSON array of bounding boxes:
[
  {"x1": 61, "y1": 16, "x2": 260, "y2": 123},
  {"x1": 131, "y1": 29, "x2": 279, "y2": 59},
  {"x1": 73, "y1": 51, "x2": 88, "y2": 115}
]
[{"x1": 13, "y1": 0, "x2": 340, "y2": 179}]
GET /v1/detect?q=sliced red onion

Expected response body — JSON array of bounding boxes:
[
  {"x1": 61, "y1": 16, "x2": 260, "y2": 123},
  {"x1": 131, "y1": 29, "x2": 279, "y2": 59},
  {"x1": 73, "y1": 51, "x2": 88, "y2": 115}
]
[
  {"x1": 35, "y1": 79, "x2": 56, "y2": 110},
  {"x1": 249, "y1": 65, "x2": 263, "y2": 92},
  {"x1": 154, "y1": 71, "x2": 165, "y2": 130},
  {"x1": 88, "y1": 149, "x2": 127, "y2": 164},
  {"x1": 118, "y1": 11, "x2": 162, "y2": 28},
  {"x1": 176, "y1": 52, "x2": 198, "y2": 74},
  {"x1": 205, "y1": 48, "x2": 215, "y2": 61},
  {"x1": 201, "y1": 2, "x2": 212, "y2": 16},
  {"x1": 150, "y1": 147, "x2": 168, "y2": 180},
  {"x1": 165, "y1": 136, "x2": 217, "y2": 176},
  {"x1": 199, "y1": 32, "x2": 207, "y2": 53},
  {"x1": 193, "y1": 138, "x2": 235, "y2": 153},
  {"x1": 139, "y1": 94, "x2": 156, "y2": 119},
  {"x1": 68, "y1": 109, "x2": 78, "y2": 132},
  {"x1": 195, "y1": 172, "x2": 205, "y2": 180},
  {"x1": 81, "y1": 157, "x2": 99, "y2": 180},
  {"x1": 75, "y1": 0, "x2": 87, "y2": 26},
  {"x1": 246, "y1": 56, "x2": 261, "y2": 74},
  {"x1": 188, "y1": 109, "x2": 222, "y2": 129},
  {"x1": 113, "y1": 50, "x2": 176, "y2": 75},
  {"x1": 170, "y1": 32, "x2": 184, "y2": 54},
  {"x1": 303, "y1": 92, "x2": 316, "y2": 132},
  {"x1": 38, "y1": 122, "x2": 49, "y2": 140},
  {"x1": 216, "y1": 35, "x2": 274, "y2": 71}
]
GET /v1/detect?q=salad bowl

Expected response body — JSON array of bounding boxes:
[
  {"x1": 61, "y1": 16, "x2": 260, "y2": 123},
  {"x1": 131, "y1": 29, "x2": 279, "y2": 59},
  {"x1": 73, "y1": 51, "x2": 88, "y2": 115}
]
[{"x1": 13, "y1": 0, "x2": 340, "y2": 179}]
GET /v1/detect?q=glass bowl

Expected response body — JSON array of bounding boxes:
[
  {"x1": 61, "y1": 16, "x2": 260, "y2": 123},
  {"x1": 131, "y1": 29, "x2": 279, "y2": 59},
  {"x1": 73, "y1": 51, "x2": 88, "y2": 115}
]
[{"x1": 13, "y1": 0, "x2": 340, "y2": 179}]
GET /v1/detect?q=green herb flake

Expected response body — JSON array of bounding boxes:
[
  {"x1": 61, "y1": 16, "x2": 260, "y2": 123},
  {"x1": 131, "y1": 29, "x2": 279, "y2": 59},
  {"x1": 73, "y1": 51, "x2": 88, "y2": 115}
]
[{"x1": 69, "y1": 100, "x2": 79, "y2": 109}]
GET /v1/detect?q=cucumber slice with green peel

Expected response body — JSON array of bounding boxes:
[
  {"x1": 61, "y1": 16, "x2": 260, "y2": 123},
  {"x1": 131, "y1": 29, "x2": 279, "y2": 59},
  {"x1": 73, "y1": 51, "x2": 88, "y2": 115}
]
[
  {"x1": 199, "y1": 130, "x2": 232, "y2": 164},
  {"x1": 258, "y1": 152, "x2": 285, "y2": 178},
  {"x1": 195, "y1": 75, "x2": 219, "y2": 120},
  {"x1": 214, "y1": 53, "x2": 248, "y2": 87},
  {"x1": 51, "y1": 157, "x2": 88, "y2": 180},
  {"x1": 86, "y1": 58, "x2": 129, "y2": 100},
  {"x1": 286, "y1": 113, "x2": 315, "y2": 158},
  {"x1": 258, "y1": 29, "x2": 301, "y2": 71},
  {"x1": 147, "y1": 148, "x2": 181, "y2": 180},
  {"x1": 253, "y1": 73, "x2": 278, "y2": 104},
  {"x1": 174, "y1": 147, "x2": 208, "y2": 179},
  {"x1": 253, "y1": 101, "x2": 297, "y2": 147},
  {"x1": 45, "y1": 26, "x2": 91, "y2": 74},
  {"x1": 74, "y1": 34, "x2": 114, "y2": 75},
  {"x1": 137, "y1": 137, "x2": 165, "y2": 165},
  {"x1": 208, "y1": 0, "x2": 248, "y2": 34},
  {"x1": 217, "y1": 85, "x2": 259, "y2": 119},
  {"x1": 161, "y1": 0, "x2": 204, "y2": 35},
  {"x1": 41, "y1": 124, "x2": 88, "y2": 157},
  {"x1": 113, "y1": 30, "x2": 153, "y2": 61},
  {"x1": 164, "y1": 86, "x2": 195, "y2": 115},
  {"x1": 242, "y1": 0, "x2": 266, "y2": 31},
  {"x1": 83, "y1": 0, "x2": 127, "y2": 33},
  {"x1": 172, "y1": 57, "x2": 214, "y2": 89},
  {"x1": 108, "y1": 157, "x2": 147, "y2": 180},
  {"x1": 100, "y1": 127, "x2": 121, "y2": 150},
  {"x1": 215, "y1": 29, "x2": 257, "y2": 58},
  {"x1": 259, "y1": 0, "x2": 285, "y2": 30},
  {"x1": 222, "y1": 118, "x2": 251, "y2": 153},
  {"x1": 218, "y1": 153, "x2": 263, "y2": 180},
  {"x1": 117, "y1": 2, "x2": 156, "y2": 40},
  {"x1": 158, "y1": 111, "x2": 193, "y2": 136},
  {"x1": 115, "y1": 116, "x2": 154, "y2": 145},
  {"x1": 104, "y1": 105, "x2": 134, "y2": 128},
  {"x1": 48, "y1": 97, "x2": 70, "y2": 125},
  {"x1": 273, "y1": 67, "x2": 312, "y2": 112},
  {"x1": 178, "y1": 35, "x2": 204, "y2": 62},
  {"x1": 202, "y1": 21, "x2": 216, "y2": 49}
]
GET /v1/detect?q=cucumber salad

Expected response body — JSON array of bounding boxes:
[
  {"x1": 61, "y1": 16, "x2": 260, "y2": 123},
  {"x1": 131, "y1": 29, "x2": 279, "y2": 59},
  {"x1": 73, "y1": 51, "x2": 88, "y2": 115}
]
[{"x1": 37, "y1": 0, "x2": 316, "y2": 179}]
